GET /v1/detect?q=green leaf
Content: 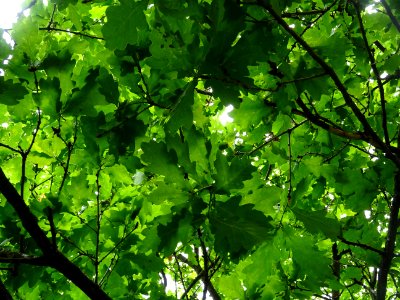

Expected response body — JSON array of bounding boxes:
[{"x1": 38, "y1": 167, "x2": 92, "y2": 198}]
[
  {"x1": 63, "y1": 68, "x2": 109, "y2": 116},
  {"x1": 213, "y1": 152, "x2": 256, "y2": 194},
  {"x1": 157, "y1": 210, "x2": 193, "y2": 255},
  {"x1": 0, "y1": 78, "x2": 28, "y2": 105},
  {"x1": 34, "y1": 77, "x2": 62, "y2": 116},
  {"x1": 166, "y1": 80, "x2": 196, "y2": 132},
  {"x1": 148, "y1": 182, "x2": 188, "y2": 205},
  {"x1": 96, "y1": 68, "x2": 120, "y2": 105},
  {"x1": 210, "y1": 196, "x2": 273, "y2": 258},
  {"x1": 102, "y1": 0, "x2": 149, "y2": 50},
  {"x1": 141, "y1": 141, "x2": 184, "y2": 182},
  {"x1": 291, "y1": 207, "x2": 341, "y2": 239}
]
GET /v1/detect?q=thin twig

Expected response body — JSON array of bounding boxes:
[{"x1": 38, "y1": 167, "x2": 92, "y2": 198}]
[
  {"x1": 95, "y1": 167, "x2": 102, "y2": 284},
  {"x1": 58, "y1": 231, "x2": 95, "y2": 262},
  {"x1": 58, "y1": 119, "x2": 78, "y2": 194},
  {"x1": 39, "y1": 27, "x2": 104, "y2": 40},
  {"x1": 281, "y1": 8, "x2": 331, "y2": 18},
  {"x1": 21, "y1": 108, "x2": 41, "y2": 200},
  {"x1": 353, "y1": 1, "x2": 389, "y2": 145},
  {"x1": 288, "y1": 129, "x2": 292, "y2": 205},
  {"x1": 98, "y1": 222, "x2": 138, "y2": 264},
  {"x1": 0, "y1": 143, "x2": 20, "y2": 153},
  {"x1": 339, "y1": 237, "x2": 384, "y2": 255},
  {"x1": 257, "y1": 0, "x2": 400, "y2": 166},
  {"x1": 380, "y1": 0, "x2": 400, "y2": 33},
  {"x1": 241, "y1": 120, "x2": 307, "y2": 156},
  {"x1": 99, "y1": 254, "x2": 119, "y2": 287},
  {"x1": 198, "y1": 229, "x2": 209, "y2": 300},
  {"x1": 174, "y1": 252, "x2": 189, "y2": 300}
]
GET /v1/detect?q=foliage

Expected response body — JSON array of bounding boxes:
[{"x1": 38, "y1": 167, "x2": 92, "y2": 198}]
[{"x1": 0, "y1": 0, "x2": 399, "y2": 299}]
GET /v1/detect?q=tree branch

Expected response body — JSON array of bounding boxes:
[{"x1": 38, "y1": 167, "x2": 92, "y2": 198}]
[
  {"x1": 0, "y1": 277, "x2": 12, "y2": 300},
  {"x1": 257, "y1": 0, "x2": 400, "y2": 166},
  {"x1": 353, "y1": 1, "x2": 389, "y2": 145},
  {"x1": 295, "y1": 97, "x2": 365, "y2": 141},
  {"x1": 173, "y1": 253, "x2": 189, "y2": 300},
  {"x1": 380, "y1": 0, "x2": 400, "y2": 33},
  {"x1": 20, "y1": 108, "x2": 41, "y2": 200},
  {"x1": 177, "y1": 254, "x2": 221, "y2": 300},
  {"x1": 339, "y1": 237, "x2": 384, "y2": 255},
  {"x1": 281, "y1": 9, "x2": 330, "y2": 18},
  {"x1": 0, "y1": 168, "x2": 111, "y2": 299},
  {"x1": 39, "y1": 27, "x2": 104, "y2": 40},
  {"x1": 94, "y1": 167, "x2": 102, "y2": 285},
  {"x1": 0, "y1": 251, "x2": 49, "y2": 266},
  {"x1": 239, "y1": 120, "x2": 307, "y2": 156},
  {"x1": 376, "y1": 172, "x2": 400, "y2": 299}
]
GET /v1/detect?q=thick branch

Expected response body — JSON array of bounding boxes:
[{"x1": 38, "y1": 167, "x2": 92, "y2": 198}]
[
  {"x1": 177, "y1": 254, "x2": 221, "y2": 300},
  {"x1": 332, "y1": 243, "x2": 341, "y2": 300},
  {"x1": 0, "y1": 277, "x2": 12, "y2": 300},
  {"x1": 376, "y1": 172, "x2": 400, "y2": 299},
  {"x1": 295, "y1": 97, "x2": 365, "y2": 141},
  {"x1": 0, "y1": 168, "x2": 111, "y2": 300}
]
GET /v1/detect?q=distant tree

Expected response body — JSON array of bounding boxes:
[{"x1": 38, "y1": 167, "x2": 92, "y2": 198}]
[{"x1": 0, "y1": 0, "x2": 399, "y2": 299}]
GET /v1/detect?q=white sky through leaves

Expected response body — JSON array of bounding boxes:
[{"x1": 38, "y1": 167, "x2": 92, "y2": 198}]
[{"x1": 0, "y1": 0, "x2": 25, "y2": 29}]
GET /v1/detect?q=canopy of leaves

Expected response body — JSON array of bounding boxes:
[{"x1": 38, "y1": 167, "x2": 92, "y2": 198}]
[{"x1": 0, "y1": 0, "x2": 399, "y2": 299}]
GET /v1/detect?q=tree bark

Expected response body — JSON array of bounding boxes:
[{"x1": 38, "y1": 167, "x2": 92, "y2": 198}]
[
  {"x1": 0, "y1": 168, "x2": 111, "y2": 300},
  {"x1": 376, "y1": 172, "x2": 400, "y2": 299}
]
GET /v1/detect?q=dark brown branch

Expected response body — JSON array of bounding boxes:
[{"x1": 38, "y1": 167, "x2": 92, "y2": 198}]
[
  {"x1": 195, "y1": 88, "x2": 213, "y2": 96},
  {"x1": 173, "y1": 253, "x2": 189, "y2": 300},
  {"x1": 376, "y1": 172, "x2": 400, "y2": 299},
  {"x1": 0, "y1": 168, "x2": 111, "y2": 299},
  {"x1": 98, "y1": 222, "x2": 138, "y2": 264},
  {"x1": 39, "y1": 27, "x2": 104, "y2": 40},
  {"x1": 58, "y1": 120, "x2": 78, "y2": 194},
  {"x1": 21, "y1": 108, "x2": 41, "y2": 200},
  {"x1": 332, "y1": 242, "x2": 341, "y2": 300},
  {"x1": 198, "y1": 75, "x2": 274, "y2": 92},
  {"x1": 380, "y1": 0, "x2": 400, "y2": 33},
  {"x1": 46, "y1": 4, "x2": 56, "y2": 29},
  {"x1": 243, "y1": 120, "x2": 306, "y2": 156},
  {"x1": 0, "y1": 143, "x2": 20, "y2": 153},
  {"x1": 197, "y1": 229, "x2": 209, "y2": 300},
  {"x1": 295, "y1": 97, "x2": 364, "y2": 141},
  {"x1": 58, "y1": 231, "x2": 94, "y2": 261},
  {"x1": 281, "y1": 9, "x2": 330, "y2": 18},
  {"x1": 177, "y1": 254, "x2": 221, "y2": 300},
  {"x1": 257, "y1": 0, "x2": 400, "y2": 166},
  {"x1": 99, "y1": 255, "x2": 119, "y2": 287},
  {"x1": 339, "y1": 237, "x2": 384, "y2": 255},
  {"x1": 353, "y1": 1, "x2": 389, "y2": 145},
  {"x1": 0, "y1": 252, "x2": 49, "y2": 266},
  {"x1": 0, "y1": 277, "x2": 12, "y2": 300},
  {"x1": 94, "y1": 167, "x2": 102, "y2": 284},
  {"x1": 287, "y1": 129, "x2": 293, "y2": 205}
]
